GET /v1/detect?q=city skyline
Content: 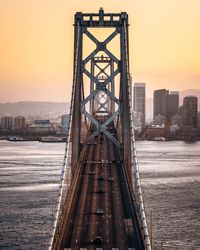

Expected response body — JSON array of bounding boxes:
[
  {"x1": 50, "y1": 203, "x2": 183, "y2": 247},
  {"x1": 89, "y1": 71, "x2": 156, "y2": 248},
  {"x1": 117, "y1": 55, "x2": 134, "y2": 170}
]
[
  {"x1": 0, "y1": 87, "x2": 199, "y2": 106},
  {"x1": 1, "y1": 1, "x2": 200, "y2": 102}
]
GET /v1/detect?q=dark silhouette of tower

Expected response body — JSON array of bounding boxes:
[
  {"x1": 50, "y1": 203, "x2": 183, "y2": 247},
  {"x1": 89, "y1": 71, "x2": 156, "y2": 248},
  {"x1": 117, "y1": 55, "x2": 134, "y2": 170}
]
[
  {"x1": 153, "y1": 89, "x2": 169, "y2": 119},
  {"x1": 182, "y1": 96, "x2": 198, "y2": 128},
  {"x1": 166, "y1": 91, "x2": 179, "y2": 120}
]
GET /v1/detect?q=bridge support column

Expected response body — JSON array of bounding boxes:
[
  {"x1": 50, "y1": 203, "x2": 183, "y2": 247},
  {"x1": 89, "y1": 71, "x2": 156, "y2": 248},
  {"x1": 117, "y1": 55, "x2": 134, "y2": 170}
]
[
  {"x1": 71, "y1": 15, "x2": 83, "y2": 178},
  {"x1": 120, "y1": 13, "x2": 132, "y2": 184}
]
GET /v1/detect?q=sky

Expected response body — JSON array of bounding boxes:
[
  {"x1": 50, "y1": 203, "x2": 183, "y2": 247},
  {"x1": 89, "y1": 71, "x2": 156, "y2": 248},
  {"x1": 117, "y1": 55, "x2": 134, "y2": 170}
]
[{"x1": 0, "y1": 0, "x2": 200, "y2": 102}]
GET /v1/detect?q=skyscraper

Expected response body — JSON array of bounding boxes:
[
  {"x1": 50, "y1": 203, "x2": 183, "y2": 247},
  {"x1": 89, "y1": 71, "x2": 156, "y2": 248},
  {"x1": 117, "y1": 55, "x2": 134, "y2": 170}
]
[
  {"x1": 133, "y1": 83, "x2": 146, "y2": 128},
  {"x1": 153, "y1": 89, "x2": 169, "y2": 119},
  {"x1": 61, "y1": 114, "x2": 69, "y2": 134},
  {"x1": 166, "y1": 91, "x2": 179, "y2": 119},
  {"x1": 1, "y1": 116, "x2": 13, "y2": 130},
  {"x1": 14, "y1": 116, "x2": 26, "y2": 130},
  {"x1": 182, "y1": 96, "x2": 198, "y2": 128}
]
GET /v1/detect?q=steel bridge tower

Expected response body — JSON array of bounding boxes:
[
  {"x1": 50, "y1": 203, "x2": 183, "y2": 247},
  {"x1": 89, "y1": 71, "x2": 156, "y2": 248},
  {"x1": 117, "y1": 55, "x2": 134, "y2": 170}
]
[
  {"x1": 49, "y1": 9, "x2": 151, "y2": 250},
  {"x1": 72, "y1": 8, "x2": 132, "y2": 183}
]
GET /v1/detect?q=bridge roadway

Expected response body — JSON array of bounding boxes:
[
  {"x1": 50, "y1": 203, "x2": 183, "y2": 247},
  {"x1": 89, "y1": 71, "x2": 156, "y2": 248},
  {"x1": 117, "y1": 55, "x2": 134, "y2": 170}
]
[{"x1": 60, "y1": 122, "x2": 143, "y2": 249}]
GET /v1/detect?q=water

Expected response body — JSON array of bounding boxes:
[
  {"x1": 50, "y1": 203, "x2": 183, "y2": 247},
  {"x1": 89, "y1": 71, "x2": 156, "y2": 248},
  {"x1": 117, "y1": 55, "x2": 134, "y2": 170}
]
[
  {"x1": 136, "y1": 141, "x2": 200, "y2": 249},
  {"x1": 0, "y1": 140, "x2": 199, "y2": 249},
  {"x1": 0, "y1": 141, "x2": 64, "y2": 250}
]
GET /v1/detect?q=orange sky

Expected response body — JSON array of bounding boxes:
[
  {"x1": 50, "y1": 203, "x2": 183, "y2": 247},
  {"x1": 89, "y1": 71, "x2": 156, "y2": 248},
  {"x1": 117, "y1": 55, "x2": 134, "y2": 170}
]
[{"x1": 0, "y1": 0, "x2": 200, "y2": 102}]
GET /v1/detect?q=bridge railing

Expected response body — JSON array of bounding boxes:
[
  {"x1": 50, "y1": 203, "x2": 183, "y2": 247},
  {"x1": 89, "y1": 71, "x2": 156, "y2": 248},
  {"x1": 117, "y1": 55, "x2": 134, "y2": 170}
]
[{"x1": 123, "y1": 19, "x2": 151, "y2": 250}]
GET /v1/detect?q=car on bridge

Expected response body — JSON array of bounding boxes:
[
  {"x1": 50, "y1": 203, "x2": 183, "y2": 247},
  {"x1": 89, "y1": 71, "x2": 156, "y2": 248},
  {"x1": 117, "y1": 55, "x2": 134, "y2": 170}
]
[
  {"x1": 89, "y1": 171, "x2": 95, "y2": 175},
  {"x1": 91, "y1": 236, "x2": 103, "y2": 244},
  {"x1": 98, "y1": 187, "x2": 104, "y2": 193},
  {"x1": 96, "y1": 208, "x2": 104, "y2": 215},
  {"x1": 97, "y1": 175, "x2": 104, "y2": 180},
  {"x1": 108, "y1": 177, "x2": 114, "y2": 182}
]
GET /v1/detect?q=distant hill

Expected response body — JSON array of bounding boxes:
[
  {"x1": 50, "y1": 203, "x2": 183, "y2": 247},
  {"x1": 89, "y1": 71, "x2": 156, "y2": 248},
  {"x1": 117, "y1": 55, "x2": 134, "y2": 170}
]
[
  {"x1": 0, "y1": 90, "x2": 199, "y2": 120},
  {"x1": 0, "y1": 101, "x2": 70, "y2": 118}
]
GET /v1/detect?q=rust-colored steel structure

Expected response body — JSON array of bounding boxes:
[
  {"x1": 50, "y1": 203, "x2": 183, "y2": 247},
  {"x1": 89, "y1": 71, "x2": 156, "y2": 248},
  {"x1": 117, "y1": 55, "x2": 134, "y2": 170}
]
[{"x1": 49, "y1": 9, "x2": 151, "y2": 250}]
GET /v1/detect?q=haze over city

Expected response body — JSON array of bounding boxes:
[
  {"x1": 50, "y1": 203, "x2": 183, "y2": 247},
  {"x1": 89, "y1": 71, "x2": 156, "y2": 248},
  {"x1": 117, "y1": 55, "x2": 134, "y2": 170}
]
[{"x1": 0, "y1": 0, "x2": 200, "y2": 102}]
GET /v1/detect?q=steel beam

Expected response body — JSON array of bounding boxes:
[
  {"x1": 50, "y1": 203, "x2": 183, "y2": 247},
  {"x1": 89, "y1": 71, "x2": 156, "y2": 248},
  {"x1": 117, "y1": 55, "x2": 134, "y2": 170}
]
[
  {"x1": 72, "y1": 8, "x2": 133, "y2": 198},
  {"x1": 120, "y1": 13, "x2": 132, "y2": 184},
  {"x1": 71, "y1": 16, "x2": 83, "y2": 178}
]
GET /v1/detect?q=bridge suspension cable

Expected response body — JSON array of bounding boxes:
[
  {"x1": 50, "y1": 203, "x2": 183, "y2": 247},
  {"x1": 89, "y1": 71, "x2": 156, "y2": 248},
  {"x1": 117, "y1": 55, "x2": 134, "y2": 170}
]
[
  {"x1": 123, "y1": 19, "x2": 151, "y2": 250},
  {"x1": 48, "y1": 21, "x2": 81, "y2": 250}
]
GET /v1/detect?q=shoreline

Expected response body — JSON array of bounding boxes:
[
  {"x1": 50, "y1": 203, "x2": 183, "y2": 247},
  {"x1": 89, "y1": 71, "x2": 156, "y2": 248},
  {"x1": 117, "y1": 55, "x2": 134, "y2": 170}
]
[{"x1": 1, "y1": 138, "x2": 200, "y2": 143}]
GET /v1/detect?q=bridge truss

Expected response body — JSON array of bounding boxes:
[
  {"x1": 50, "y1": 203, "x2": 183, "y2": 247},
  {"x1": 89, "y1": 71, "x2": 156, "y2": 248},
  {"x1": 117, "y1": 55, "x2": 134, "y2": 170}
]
[{"x1": 49, "y1": 8, "x2": 151, "y2": 250}]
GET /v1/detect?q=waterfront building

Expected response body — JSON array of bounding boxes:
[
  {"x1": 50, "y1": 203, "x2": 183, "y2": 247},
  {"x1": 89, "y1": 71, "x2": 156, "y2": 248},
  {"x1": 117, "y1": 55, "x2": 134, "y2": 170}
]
[
  {"x1": 133, "y1": 111, "x2": 143, "y2": 131},
  {"x1": 166, "y1": 91, "x2": 179, "y2": 120},
  {"x1": 61, "y1": 114, "x2": 69, "y2": 134},
  {"x1": 198, "y1": 112, "x2": 200, "y2": 128},
  {"x1": 1, "y1": 116, "x2": 13, "y2": 130},
  {"x1": 154, "y1": 114, "x2": 166, "y2": 126},
  {"x1": 34, "y1": 120, "x2": 50, "y2": 125},
  {"x1": 14, "y1": 116, "x2": 26, "y2": 130},
  {"x1": 153, "y1": 89, "x2": 169, "y2": 119},
  {"x1": 133, "y1": 83, "x2": 146, "y2": 129},
  {"x1": 182, "y1": 96, "x2": 198, "y2": 128},
  {"x1": 154, "y1": 89, "x2": 179, "y2": 122},
  {"x1": 171, "y1": 114, "x2": 181, "y2": 127},
  {"x1": 27, "y1": 119, "x2": 53, "y2": 133}
]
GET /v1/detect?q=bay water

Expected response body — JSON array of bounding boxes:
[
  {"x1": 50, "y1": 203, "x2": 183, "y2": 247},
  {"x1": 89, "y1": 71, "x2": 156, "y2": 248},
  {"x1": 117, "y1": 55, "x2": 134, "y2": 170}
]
[{"x1": 0, "y1": 140, "x2": 199, "y2": 249}]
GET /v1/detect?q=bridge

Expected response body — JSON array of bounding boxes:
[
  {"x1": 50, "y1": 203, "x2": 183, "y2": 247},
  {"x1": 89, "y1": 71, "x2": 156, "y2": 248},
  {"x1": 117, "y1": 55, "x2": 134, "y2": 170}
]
[{"x1": 48, "y1": 9, "x2": 151, "y2": 250}]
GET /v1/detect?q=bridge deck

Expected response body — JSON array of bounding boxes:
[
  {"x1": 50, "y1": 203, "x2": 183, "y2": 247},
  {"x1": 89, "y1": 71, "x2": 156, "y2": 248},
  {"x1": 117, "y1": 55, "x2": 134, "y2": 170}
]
[{"x1": 60, "y1": 124, "x2": 143, "y2": 249}]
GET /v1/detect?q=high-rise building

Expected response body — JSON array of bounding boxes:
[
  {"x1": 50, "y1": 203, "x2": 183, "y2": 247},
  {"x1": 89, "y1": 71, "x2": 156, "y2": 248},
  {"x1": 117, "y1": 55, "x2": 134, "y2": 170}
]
[
  {"x1": 1, "y1": 116, "x2": 13, "y2": 130},
  {"x1": 166, "y1": 91, "x2": 179, "y2": 119},
  {"x1": 198, "y1": 112, "x2": 200, "y2": 128},
  {"x1": 61, "y1": 114, "x2": 69, "y2": 133},
  {"x1": 133, "y1": 83, "x2": 146, "y2": 128},
  {"x1": 153, "y1": 89, "x2": 169, "y2": 119},
  {"x1": 14, "y1": 116, "x2": 26, "y2": 130},
  {"x1": 182, "y1": 96, "x2": 198, "y2": 128}
]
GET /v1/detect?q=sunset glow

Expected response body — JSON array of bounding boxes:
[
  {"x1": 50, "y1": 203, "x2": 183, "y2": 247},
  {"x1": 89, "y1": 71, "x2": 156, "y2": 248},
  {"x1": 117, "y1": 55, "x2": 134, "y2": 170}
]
[{"x1": 0, "y1": 0, "x2": 200, "y2": 102}]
